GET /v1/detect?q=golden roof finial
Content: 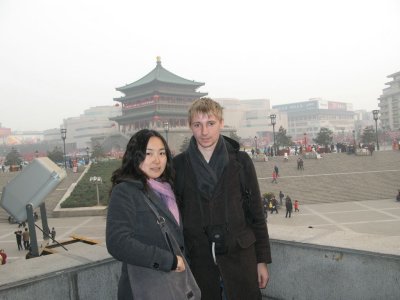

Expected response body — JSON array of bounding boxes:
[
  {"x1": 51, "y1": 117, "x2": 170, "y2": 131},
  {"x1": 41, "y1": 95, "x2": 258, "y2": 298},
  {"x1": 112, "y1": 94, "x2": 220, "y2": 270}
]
[{"x1": 156, "y1": 56, "x2": 161, "y2": 64}]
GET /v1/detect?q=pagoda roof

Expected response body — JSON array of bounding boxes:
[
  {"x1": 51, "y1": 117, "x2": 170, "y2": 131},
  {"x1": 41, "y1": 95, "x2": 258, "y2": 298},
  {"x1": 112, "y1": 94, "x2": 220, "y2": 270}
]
[{"x1": 117, "y1": 57, "x2": 205, "y2": 92}]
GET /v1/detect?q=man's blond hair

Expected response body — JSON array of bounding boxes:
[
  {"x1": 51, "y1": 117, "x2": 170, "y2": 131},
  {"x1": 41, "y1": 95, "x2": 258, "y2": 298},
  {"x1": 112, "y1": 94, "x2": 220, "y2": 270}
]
[{"x1": 188, "y1": 97, "x2": 223, "y2": 125}]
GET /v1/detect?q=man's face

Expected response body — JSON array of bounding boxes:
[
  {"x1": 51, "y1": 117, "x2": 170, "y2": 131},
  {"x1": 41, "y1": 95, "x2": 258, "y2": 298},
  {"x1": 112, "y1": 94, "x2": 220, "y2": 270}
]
[{"x1": 190, "y1": 113, "x2": 224, "y2": 150}]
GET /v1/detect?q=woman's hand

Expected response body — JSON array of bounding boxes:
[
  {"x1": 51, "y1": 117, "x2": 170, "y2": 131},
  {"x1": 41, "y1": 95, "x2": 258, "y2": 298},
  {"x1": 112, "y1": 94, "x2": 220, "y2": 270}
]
[{"x1": 174, "y1": 256, "x2": 186, "y2": 272}]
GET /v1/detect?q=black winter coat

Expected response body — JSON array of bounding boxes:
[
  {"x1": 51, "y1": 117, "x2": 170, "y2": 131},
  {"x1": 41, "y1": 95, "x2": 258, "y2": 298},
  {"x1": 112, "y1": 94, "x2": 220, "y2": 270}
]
[
  {"x1": 174, "y1": 136, "x2": 271, "y2": 300},
  {"x1": 106, "y1": 180, "x2": 184, "y2": 300}
]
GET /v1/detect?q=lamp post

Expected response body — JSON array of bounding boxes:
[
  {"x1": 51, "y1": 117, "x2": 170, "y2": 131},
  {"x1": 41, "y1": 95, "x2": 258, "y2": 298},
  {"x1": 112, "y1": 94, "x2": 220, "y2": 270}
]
[
  {"x1": 372, "y1": 110, "x2": 380, "y2": 150},
  {"x1": 60, "y1": 128, "x2": 67, "y2": 170},
  {"x1": 163, "y1": 121, "x2": 169, "y2": 144},
  {"x1": 352, "y1": 130, "x2": 356, "y2": 146},
  {"x1": 89, "y1": 176, "x2": 103, "y2": 206},
  {"x1": 304, "y1": 133, "x2": 307, "y2": 151},
  {"x1": 254, "y1": 136, "x2": 258, "y2": 153},
  {"x1": 270, "y1": 114, "x2": 276, "y2": 156},
  {"x1": 86, "y1": 147, "x2": 90, "y2": 165}
]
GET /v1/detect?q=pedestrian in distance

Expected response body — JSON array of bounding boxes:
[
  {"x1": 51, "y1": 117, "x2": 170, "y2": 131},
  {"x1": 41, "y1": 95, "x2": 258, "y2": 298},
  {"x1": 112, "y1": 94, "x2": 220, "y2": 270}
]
[
  {"x1": 14, "y1": 230, "x2": 23, "y2": 250},
  {"x1": 294, "y1": 200, "x2": 300, "y2": 212},
  {"x1": 279, "y1": 191, "x2": 284, "y2": 206},
  {"x1": 270, "y1": 197, "x2": 279, "y2": 214},
  {"x1": 0, "y1": 249, "x2": 7, "y2": 265},
  {"x1": 106, "y1": 129, "x2": 188, "y2": 299},
  {"x1": 274, "y1": 165, "x2": 279, "y2": 177},
  {"x1": 22, "y1": 228, "x2": 30, "y2": 250},
  {"x1": 272, "y1": 170, "x2": 278, "y2": 183},
  {"x1": 173, "y1": 97, "x2": 271, "y2": 300},
  {"x1": 285, "y1": 196, "x2": 293, "y2": 218},
  {"x1": 51, "y1": 227, "x2": 56, "y2": 242}
]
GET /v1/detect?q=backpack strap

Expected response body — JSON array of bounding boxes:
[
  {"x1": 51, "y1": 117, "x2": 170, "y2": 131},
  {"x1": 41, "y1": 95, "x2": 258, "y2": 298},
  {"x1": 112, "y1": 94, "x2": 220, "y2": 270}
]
[{"x1": 236, "y1": 151, "x2": 256, "y2": 224}]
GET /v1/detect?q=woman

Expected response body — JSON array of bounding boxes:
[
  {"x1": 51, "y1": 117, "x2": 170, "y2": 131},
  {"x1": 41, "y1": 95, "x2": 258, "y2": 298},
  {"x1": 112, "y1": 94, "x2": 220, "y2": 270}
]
[{"x1": 106, "y1": 129, "x2": 185, "y2": 299}]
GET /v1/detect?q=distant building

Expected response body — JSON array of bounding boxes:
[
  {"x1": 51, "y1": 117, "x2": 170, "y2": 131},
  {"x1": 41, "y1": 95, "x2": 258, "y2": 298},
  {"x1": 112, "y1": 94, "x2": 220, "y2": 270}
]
[
  {"x1": 111, "y1": 57, "x2": 207, "y2": 135},
  {"x1": 378, "y1": 71, "x2": 400, "y2": 131},
  {"x1": 273, "y1": 98, "x2": 355, "y2": 142},
  {"x1": 215, "y1": 98, "x2": 288, "y2": 148},
  {"x1": 62, "y1": 105, "x2": 121, "y2": 150}
]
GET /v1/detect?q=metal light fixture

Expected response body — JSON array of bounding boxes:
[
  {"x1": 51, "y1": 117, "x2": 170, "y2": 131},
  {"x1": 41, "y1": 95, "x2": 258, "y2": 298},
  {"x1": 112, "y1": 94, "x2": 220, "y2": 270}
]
[
  {"x1": 60, "y1": 128, "x2": 67, "y2": 170},
  {"x1": 163, "y1": 121, "x2": 169, "y2": 144},
  {"x1": 89, "y1": 176, "x2": 103, "y2": 206},
  {"x1": 372, "y1": 110, "x2": 380, "y2": 150},
  {"x1": 270, "y1": 114, "x2": 276, "y2": 156}
]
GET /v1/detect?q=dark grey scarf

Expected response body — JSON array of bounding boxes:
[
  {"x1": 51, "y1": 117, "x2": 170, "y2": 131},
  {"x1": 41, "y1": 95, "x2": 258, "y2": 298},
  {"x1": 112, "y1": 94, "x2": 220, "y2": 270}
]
[{"x1": 187, "y1": 135, "x2": 229, "y2": 199}]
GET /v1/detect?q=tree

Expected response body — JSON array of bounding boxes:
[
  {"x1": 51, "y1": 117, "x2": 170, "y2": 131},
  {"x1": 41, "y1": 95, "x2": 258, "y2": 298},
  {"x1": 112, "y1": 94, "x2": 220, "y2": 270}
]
[
  {"x1": 47, "y1": 146, "x2": 64, "y2": 164},
  {"x1": 4, "y1": 147, "x2": 22, "y2": 166},
  {"x1": 179, "y1": 137, "x2": 190, "y2": 153},
  {"x1": 92, "y1": 143, "x2": 106, "y2": 159},
  {"x1": 313, "y1": 127, "x2": 333, "y2": 147},
  {"x1": 275, "y1": 126, "x2": 292, "y2": 150},
  {"x1": 361, "y1": 126, "x2": 375, "y2": 144}
]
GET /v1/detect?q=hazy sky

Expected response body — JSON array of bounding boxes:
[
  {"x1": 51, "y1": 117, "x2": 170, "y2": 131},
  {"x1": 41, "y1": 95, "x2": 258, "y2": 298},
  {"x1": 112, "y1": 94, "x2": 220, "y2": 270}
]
[{"x1": 1, "y1": 0, "x2": 399, "y2": 131}]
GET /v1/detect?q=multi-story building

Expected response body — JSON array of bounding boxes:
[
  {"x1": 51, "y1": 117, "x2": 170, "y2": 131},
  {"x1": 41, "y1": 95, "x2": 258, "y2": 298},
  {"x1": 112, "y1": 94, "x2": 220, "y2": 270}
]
[
  {"x1": 62, "y1": 105, "x2": 121, "y2": 150},
  {"x1": 273, "y1": 98, "x2": 355, "y2": 142},
  {"x1": 111, "y1": 57, "x2": 207, "y2": 135},
  {"x1": 215, "y1": 98, "x2": 287, "y2": 148},
  {"x1": 378, "y1": 71, "x2": 400, "y2": 131}
]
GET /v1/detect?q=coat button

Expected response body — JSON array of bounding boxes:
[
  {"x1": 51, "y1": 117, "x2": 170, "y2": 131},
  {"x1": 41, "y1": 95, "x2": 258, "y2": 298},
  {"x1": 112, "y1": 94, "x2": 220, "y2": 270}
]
[{"x1": 153, "y1": 263, "x2": 159, "y2": 269}]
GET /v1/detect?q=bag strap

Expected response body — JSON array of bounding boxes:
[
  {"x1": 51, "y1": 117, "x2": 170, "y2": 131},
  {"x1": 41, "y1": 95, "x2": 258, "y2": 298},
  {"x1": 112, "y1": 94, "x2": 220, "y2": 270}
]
[
  {"x1": 236, "y1": 151, "x2": 256, "y2": 224},
  {"x1": 142, "y1": 193, "x2": 180, "y2": 256}
]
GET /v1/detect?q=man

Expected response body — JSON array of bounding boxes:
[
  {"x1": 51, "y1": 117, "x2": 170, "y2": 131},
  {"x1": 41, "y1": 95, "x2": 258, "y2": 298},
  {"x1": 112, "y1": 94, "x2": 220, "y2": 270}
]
[
  {"x1": 22, "y1": 228, "x2": 30, "y2": 250},
  {"x1": 285, "y1": 196, "x2": 293, "y2": 218},
  {"x1": 174, "y1": 97, "x2": 271, "y2": 300},
  {"x1": 51, "y1": 227, "x2": 56, "y2": 243}
]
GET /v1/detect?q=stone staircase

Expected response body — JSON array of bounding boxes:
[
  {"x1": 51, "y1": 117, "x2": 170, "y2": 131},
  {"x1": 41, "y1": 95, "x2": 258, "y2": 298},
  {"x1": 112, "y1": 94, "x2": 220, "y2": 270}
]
[{"x1": 254, "y1": 150, "x2": 400, "y2": 204}]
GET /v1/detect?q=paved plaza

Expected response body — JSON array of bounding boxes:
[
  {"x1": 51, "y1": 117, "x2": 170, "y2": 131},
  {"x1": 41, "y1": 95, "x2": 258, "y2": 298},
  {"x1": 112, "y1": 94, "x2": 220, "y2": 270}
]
[
  {"x1": 1, "y1": 150, "x2": 400, "y2": 266},
  {"x1": 1, "y1": 198, "x2": 399, "y2": 265}
]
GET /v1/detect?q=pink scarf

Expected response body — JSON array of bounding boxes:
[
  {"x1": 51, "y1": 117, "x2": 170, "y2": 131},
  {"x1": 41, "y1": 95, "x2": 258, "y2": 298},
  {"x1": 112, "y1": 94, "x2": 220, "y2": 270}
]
[{"x1": 147, "y1": 179, "x2": 180, "y2": 225}]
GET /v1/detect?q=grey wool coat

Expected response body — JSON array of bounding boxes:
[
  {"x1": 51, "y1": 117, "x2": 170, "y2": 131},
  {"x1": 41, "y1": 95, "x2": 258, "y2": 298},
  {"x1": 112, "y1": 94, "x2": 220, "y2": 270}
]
[
  {"x1": 106, "y1": 180, "x2": 184, "y2": 300},
  {"x1": 173, "y1": 136, "x2": 272, "y2": 300}
]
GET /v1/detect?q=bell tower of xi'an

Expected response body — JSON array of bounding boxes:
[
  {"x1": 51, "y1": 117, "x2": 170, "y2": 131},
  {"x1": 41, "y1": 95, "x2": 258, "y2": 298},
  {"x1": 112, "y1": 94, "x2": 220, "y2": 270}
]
[{"x1": 111, "y1": 57, "x2": 207, "y2": 135}]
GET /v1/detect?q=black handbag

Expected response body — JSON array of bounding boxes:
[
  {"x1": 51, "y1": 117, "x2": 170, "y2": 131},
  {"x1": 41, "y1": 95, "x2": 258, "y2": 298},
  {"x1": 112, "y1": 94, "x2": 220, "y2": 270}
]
[{"x1": 127, "y1": 194, "x2": 201, "y2": 300}]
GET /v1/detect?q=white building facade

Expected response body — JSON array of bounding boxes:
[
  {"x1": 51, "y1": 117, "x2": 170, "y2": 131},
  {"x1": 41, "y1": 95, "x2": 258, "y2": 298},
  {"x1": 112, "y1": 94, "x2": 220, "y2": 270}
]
[
  {"x1": 62, "y1": 105, "x2": 121, "y2": 150},
  {"x1": 378, "y1": 71, "x2": 400, "y2": 131},
  {"x1": 273, "y1": 98, "x2": 355, "y2": 142}
]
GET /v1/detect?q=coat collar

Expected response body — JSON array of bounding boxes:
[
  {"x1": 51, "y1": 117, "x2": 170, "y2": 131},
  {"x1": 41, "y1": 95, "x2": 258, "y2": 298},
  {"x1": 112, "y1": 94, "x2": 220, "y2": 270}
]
[{"x1": 119, "y1": 178, "x2": 181, "y2": 228}]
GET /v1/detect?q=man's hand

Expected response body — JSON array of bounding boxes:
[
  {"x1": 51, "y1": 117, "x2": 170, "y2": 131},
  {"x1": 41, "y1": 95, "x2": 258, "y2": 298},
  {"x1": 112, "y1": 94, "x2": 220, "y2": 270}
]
[{"x1": 257, "y1": 263, "x2": 269, "y2": 288}]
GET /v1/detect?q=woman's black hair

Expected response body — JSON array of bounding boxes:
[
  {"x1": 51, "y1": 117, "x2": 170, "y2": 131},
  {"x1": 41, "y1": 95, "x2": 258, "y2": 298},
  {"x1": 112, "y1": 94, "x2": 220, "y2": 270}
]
[{"x1": 110, "y1": 129, "x2": 174, "y2": 190}]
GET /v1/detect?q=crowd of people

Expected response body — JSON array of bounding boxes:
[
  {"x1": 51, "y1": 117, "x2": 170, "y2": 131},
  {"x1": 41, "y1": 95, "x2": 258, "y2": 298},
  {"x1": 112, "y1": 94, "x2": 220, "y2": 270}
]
[{"x1": 262, "y1": 191, "x2": 300, "y2": 221}]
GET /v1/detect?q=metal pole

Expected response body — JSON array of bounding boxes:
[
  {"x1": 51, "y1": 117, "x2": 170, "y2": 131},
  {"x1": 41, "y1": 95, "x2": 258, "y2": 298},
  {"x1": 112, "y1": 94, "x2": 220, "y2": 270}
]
[
  {"x1": 63, "y1": 139, "x2": 67, "y2": 170},
  {"x1": 272, "y1": 125, "x2": 276, "y2": 156},
  {"x1": 96, "y1": 183, "x2": 100, "y2": 206},
  {"x1": 375, "y1": 120, "x2": 380, "y2": 150}
]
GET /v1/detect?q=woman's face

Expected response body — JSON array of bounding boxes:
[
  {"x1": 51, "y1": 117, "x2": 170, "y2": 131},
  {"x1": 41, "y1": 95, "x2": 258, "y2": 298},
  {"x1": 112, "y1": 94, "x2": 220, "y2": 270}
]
[{"x1": 139, "y1": 136, "x2": 167, "y2": 179}]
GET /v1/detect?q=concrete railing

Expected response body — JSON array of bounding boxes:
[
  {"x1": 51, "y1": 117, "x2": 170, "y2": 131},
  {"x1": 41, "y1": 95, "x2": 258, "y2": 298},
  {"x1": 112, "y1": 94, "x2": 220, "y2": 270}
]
[{"x1": 1, "y1": 240, "x2": 399, "y2": 300}]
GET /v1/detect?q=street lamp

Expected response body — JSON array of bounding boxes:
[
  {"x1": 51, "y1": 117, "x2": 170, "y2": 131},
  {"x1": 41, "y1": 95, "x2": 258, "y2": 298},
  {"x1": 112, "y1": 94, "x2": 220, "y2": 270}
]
[
  {"x1": 270, "y1": 114, "x2": 276, "y2": 156},
  {"x1": 254, "y1": 136, "x2": 258, "y2": 152},
  {"x1": 60, "y1": 128, "x2": 67, "y2": 170},
  {"x1": 372, "y1": 110, "x2": 380, "y2": 150},
  {"x1": 89, "y1": 176, "x2": 103, "y2": 206},
  {"x1": 86, "y1": 147, "x2": 90, "y2": 165},
  {"x1": 304, "y1": 133, "x2": 307, "y2": 151},
  {"x1": 163, "y1": 121, "x2": 169, "y2": 144},
  {"x1": 352, "y1": 130, "x2": 356, "y2": 146}
]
